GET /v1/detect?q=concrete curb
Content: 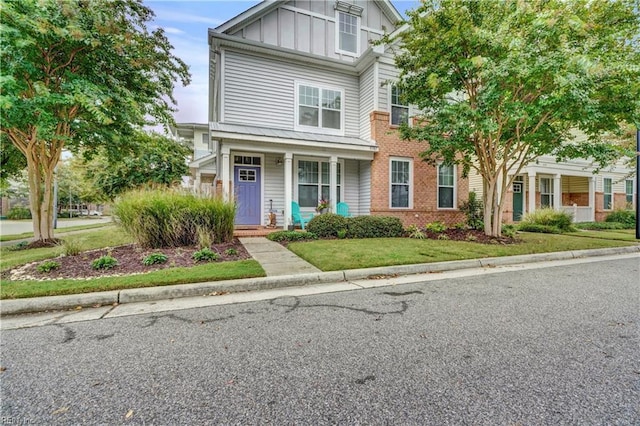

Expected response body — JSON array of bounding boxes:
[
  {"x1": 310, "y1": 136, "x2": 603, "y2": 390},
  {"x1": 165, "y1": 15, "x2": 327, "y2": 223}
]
[{"x1": 2, "y1": 245, "x2": 638, "y2": 316}]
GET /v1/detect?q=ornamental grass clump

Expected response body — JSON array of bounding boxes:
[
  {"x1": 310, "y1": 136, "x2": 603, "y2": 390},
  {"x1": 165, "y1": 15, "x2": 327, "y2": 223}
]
[
  {"x1": 113, "y1": 189, "x2": 236, "y2": 248},
  {"x1": 518, "y1": 208, "x2": 576, "y2": 233}
]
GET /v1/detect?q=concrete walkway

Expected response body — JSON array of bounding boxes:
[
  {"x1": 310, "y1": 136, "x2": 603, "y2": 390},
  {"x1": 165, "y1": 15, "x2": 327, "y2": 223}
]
[{"x1": 239, "y1": 237, "x2": 321, "y2": 276}]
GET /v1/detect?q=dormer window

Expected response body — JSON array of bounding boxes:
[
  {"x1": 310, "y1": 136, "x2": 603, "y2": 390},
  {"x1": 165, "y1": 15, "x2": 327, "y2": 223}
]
[{"x1": 335, "y1": 1, "x2": 362, "y2": 56}]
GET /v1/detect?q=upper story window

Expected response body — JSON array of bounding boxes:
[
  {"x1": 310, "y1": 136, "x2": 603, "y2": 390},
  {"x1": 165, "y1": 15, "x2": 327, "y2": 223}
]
[
  {"x1": 335, "y1": 2, "x2": 362, "y2": 56},
  {"x1": 391, "y1": 86, "x2": 409, "y2": 126},
  {"x1": 296, "y1": 82, "x2": 343, "y2": 134}
]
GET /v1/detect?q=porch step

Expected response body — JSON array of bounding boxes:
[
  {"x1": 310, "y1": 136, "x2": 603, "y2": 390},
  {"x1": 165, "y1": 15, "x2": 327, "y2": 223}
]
[{"x1": 233, "y1": 227, "x2": 283, "y2": 238}]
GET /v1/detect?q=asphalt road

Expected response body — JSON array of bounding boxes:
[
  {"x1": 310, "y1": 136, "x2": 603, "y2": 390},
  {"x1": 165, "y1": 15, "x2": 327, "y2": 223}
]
[
  {"x1": 1, "y1": 257, "x2": 638, "y2": 425},
  {"x1": 0, "y1": 217, "x2": 112, "y2": 236}
]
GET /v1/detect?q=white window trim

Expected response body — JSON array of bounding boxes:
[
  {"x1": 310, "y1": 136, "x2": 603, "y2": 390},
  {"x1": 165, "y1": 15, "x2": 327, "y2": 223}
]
[
  {"x1": 231, "y1": 151, "x2": 265, "y2": 225},
  {"x1": 389, "y1": 157, "x2": 413, "y2": 209},
  {"x1": 335, "y1": 10, "x2": 360, "y2": 57},
  {"x1": 389, "y1": 84, "x2": 411, "y2": 127},
  {"x1": 539, "y1": 176, "x2": 554, "y2": 208},
  {"x1": 437, "y1": 163, "x2": 457, "y2": 210},
  {"x1": 603, "y1": 177, "x2": 613, "y2": 210},
  {"x1": 294, "y1": 81, "x2": 345, "y2": 136},
  {"x1": 625, "y1": 179, "x2": 634, "y2": 204},
  {"x1": 293, "y1": 157, "x2": 345, "y2": 211}
]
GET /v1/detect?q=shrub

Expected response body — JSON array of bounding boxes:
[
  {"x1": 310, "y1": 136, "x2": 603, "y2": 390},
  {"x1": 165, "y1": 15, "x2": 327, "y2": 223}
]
[
  {"x1": 425, "y1": 221, "x2": 447, "y2": 233},
  {"x1": 196, "y1": 226, "x2": 213, "y2": 249},
  {"x1": 37, "y1": 260, "x2": 60, "y2": 273},
  {"x1": 465, "y1": 233, "x2": 478, "y2": 242},
  {"x1": 437, "y1": 233, "x2": 450, "y2": 240},
  {"x1": 7, "y1": 241, "x2": 29, "y2": 251},
  {"x1": 267, "y1": 231, "x2": 318, "y2": 242},
  {"x1": 224, "y1": 248, "x2": 238, "y2": 256},
  {"x1": 575, "y1": 221, "x2": 628, "y2": 230},
  {"x1": 113, "y1": 189, "x2": 236, "y2": 248},
  {"x1": 61, "y1": 238, "x2": 83, "y2": 256},
  {"x1": 459, "y1": 191, "x2": 484, "y2": 230},
  {"x1": 605, "y1": 209, "x2": 635, "y2": 227},
  {"x1": 337, "y1": 229, "x2": 347, "y2": 239},
  {"x1": 406, "y1": 224, "x2": 426, "y2": 239},
  {"x1": 143, "y1": 252, "x2": 168, "y2": 266},
  {"x1": 192, "y1": 247, "x2": 219, "y2": 262},
  {"x1": 7, "y1": 206, "x2": 31, "y2": 220},
  {"x1": 501, "y1": 224, "x2": 517, "y2": 238},
  {"x1": 519, "y1": 208, "x2": 576, "y2": 233},
  {"x1": 346, "y1": 216, "x2": 404, "y2": 239},
  {"x1": 306, "y1": 213, "x2": 349, "y2": 238},
  {"x1": 517, "y1": 223, "x2": 561, "y2": 234},
  {"x1": 92, "y1": 255, "x2": 119, "y2": 270}
]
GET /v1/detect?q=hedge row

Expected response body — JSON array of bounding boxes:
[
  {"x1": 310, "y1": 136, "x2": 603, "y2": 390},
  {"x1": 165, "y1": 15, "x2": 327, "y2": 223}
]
[{"x1": 306, "y1": 214, "x2": 404, "y2": 239}]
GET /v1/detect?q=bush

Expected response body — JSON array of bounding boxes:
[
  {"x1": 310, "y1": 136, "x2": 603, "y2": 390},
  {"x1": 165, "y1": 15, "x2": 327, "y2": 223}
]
[
  {"x1": 518, "y1": 208, "x2": 576, "y2": 233},
  {"x1": 517, "y1": 223, "x2": 561, "y2": 234},
  {"x1": 7, "y1": 206, "x2": 31, "y2": 220},
  {"x1": 346, "y1": 216, "x2": 404, "y2": 239},
  {"x1": 7, "y1": 241, "x2": 29, "y2": 251},
  {"x1": 306, "y1": 213, "x2": 349, "y2": 238},
  {"x1": 37, "y1": 260, "x2": 60, "y2": 273},
  {"x1": 92, "y1": 255, "x2": 118, "y2": 270},
  {"x1": 605, "y1": 209, "x2": 635, "y2": 228},
  {"x1": 143, "y1": 252, "x2": 168, "y2": 266},
  {"x1": 224, "y1": 248, "x2": 238, "y2": 256},
  {"x1": 575, "y1": 221, "x2": 628, "y2": 230},
  {"x1": 425, "y1": 221, "x2": 447, "y2": 233},
  {"x1": 459, "y1": 191, "x2": 484, "y2": 230},
  {"x1": 406, "y1": 224, "x2": 425, "y2": 239},
  {"x1": 501, "y1": 224, "x2": 517, "y2": 238},
  {"x1": 60, "y1": 238, "x2": 83, "y2": 256},
  {"x1": 192, "y1": 247, "x2": 219, "y2": 262},
  {"x1": 337, "y1": 229, "x2": 348, "y2": 239},
  {"x1": 267, "y1": 231, "x2": 318, "y2": 242},
  {"x1": 113, "y1": 189, "x2": 236, "y2": 248}
]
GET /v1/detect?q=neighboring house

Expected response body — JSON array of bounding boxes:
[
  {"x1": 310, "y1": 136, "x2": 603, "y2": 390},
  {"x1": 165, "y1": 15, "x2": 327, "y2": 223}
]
[{"x1": 177, "y1": 0, "x2": 467, "y2": 228}]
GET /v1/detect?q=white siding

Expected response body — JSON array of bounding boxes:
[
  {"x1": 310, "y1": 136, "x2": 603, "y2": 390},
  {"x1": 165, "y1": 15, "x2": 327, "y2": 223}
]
[
  {"x1": 468, "y1": 169, "x2": 484, "y2": 198},
  {"x1": 359, "y1": 63, "x2": 375, "y2": 140},
  {"x1": 377, "y1": 60, "x2": 399, "y2": 112},
  {"x1": 358, "y1": 160, "x2": 371, "y2": 215},
  {"x1": 263, "y1": 153, "x2": 286, "y2": 227},
  {"x1": 343, "y1": 158, "x2": 361, "y2": 214},
  {"x1": 223, "y1": 49, "x2": 361, "y2": 137}
]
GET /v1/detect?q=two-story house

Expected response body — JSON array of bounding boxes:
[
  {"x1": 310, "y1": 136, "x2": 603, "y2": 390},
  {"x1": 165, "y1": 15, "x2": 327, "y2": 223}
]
[{"x1": 175, "y1": 0, "x2": 468, "y2": 228}]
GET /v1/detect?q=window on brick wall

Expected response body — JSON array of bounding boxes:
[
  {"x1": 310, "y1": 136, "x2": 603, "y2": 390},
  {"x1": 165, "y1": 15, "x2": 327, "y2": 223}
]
[
  {"x1": 603, "y1": 178, "x2": 612, "y2": 210},
  {"x1": 390, "y1": 158, "x2": 412, "y2": 208},
  {"x1": 438, "y1": 164, "x2": 456, "y2": 209},
  {"x1": 625, "y1": 179, "x2": 633, "y2": 204}
]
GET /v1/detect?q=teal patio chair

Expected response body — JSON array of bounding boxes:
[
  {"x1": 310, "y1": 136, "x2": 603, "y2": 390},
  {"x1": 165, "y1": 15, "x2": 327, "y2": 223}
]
[
  {"x1": 291, "y1": 201, "x2": 314, "y2": 230},
  {"x1": 336, "y1": 202, "x2": 352, "y2": 218}
]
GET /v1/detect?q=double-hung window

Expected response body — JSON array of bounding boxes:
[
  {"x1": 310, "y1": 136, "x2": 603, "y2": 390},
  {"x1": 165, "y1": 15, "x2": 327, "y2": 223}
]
[
  {"x1": 390, "y1": 86, "x2": 409, "y2": 126},
  {"x1": 297, "y1": 160, "x2": 341, "y2": 208},
  {"x1": 438, "y1": 164, "x2": 455, "y2": 209},
  {"x1": 296, "y1": 83, "x2": 343, "y2": 133},
  {"x1": 603, "y1": 178, "x2": 612, "y2": 210},
  {"x1": 337, "y1": 11, "x2": 359, "y2": 55},
  {"x1": 540, "y1": 178, "x2": 553, "y2": 208},
  {"x1": 390, "y1": 158, "x2": 411, "y2": 208},
  {"x1": 625, "y1": 179, "x2": 633, "y2": 204}
]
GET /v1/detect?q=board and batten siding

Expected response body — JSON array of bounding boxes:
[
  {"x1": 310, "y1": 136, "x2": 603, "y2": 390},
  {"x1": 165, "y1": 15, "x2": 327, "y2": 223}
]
[
  {"x1": 359, "y1": 63, "x2": 375, "y2": 140},
  {"x1": 227, "y1": 0, "x2": 391, "y2": 63},
  {"x1": 223, "y1": 49, "x2": 361, "y2": 137}
]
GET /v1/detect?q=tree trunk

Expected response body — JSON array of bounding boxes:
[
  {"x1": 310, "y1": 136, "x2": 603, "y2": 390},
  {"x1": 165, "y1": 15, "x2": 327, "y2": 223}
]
[{"x1": 25, "y1": 148, "x2": 58, "y2": 242}]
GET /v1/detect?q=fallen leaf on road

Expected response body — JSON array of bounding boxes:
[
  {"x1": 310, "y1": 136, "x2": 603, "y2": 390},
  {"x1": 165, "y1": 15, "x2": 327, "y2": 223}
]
[
  {"x1": 75, "y1": 306, "x2": 83, "y2": 310},
  {"x1": 125, "y1": 409, "x2": 134, "y2": 419},
  {"x1": 52, "y1": 406, "x2": 69, "y2": 415}
]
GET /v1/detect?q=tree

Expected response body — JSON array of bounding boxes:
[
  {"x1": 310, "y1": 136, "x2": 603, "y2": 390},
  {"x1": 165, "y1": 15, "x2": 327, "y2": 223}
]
[
  {"x1": 0, "y1": 0, "x2": 190, "y2": 242},
  {"x1": 85, "y1": 131, "x2": 191, "y2": 200},
  {"x1": 385, "y1": 0, "x2": 640, "y2": 236},
  {"x1": 0, "y1": 135, "x2": 26, "y2": 185}
]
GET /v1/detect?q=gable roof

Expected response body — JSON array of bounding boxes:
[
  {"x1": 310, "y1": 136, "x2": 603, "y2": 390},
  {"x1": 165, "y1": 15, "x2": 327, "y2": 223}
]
[{"x1": 213, "y1": 0, "x2": 403, "y2": 35}]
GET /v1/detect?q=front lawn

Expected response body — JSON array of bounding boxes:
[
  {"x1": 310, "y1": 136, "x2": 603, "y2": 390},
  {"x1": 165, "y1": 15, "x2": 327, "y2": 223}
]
[{"x1": 287, "y1": 232, "x2": 639, "y2": 271}]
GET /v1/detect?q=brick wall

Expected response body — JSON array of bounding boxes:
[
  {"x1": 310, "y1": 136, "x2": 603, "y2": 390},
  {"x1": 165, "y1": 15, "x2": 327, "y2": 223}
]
[{"x1": 370, "y1": 111, "x2": 467, "y2": 227}]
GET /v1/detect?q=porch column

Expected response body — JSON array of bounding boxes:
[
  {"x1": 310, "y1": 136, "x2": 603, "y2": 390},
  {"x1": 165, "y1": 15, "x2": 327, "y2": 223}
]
[
  {"x1": 284, "y1": 152, "x2": 293, "y2": 228},
  {"x1": 553, "y1": 174, "x2": 561, "y2": 210},
  {"x1": 588, "y1": 176, "x2": 596, "y2": 221},
  {"x1": 528, "y1": 171, "x2": 537, "y2": 213},
  {"x1": 330, "y1": 155, "x2": 338, "y2": 214},
  {"x1": 221, "y1": 147, "x2": 230, "y2": 202},
  {"x1": 194, "y1": 171, "x2": 201, "y2": 193}
]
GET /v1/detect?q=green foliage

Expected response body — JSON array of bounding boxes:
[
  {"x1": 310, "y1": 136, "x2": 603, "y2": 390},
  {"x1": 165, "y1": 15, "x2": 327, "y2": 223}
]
[
  {"x1": 196, "y1": 226, "x2": 213, "y2": 250},
  {"x1": 425, "y1": 221, "x2": 447, "y2": 233},
  {"x1": 406, "y1": 224, "x2": 426, "y2": 239},
  {"x1": 92, "y1": 255, "x2": 119, "y2": 270},
  {"x1": 519, "y1": 208, "x2": 576, "y2": 233},
  {"x1": 337, "y1": 229, "x2": 348, "y2": 239},
  {"x1": 437, "y1": 234, "x2": 450, "y2": 240},
  {"x1": 517, "y1": 224, "x2": 562, "y2": 234},
  {"x1": 459, "y1": 192, "x2": 484, "y2": 230},
  {"x1": 383, "y1": 0, "x2": 640, "y2": 236},
  {"x1": 224, "y1": 248, "x2": 238, "y2": 256},
  {"x1": 37, "y1": 260, "x2": 60, "y2": 273},
  {"x1": 142, "y1": 253, "x2": 169, "y2": 266},
  {"x1": 465, "y1": 233, "x2": 478, "y2": 242},
  {"x1": 7, "y1": 241, "x2": 29, "y2": 251},
  {"x1": 61, "y1": 238, "x2": 83, "y2": 256},
  {"x1": 346, "y1": 216, "x2": 404, "y2": 239},
  {"x1": 267, "y1": 231, "x2": 318, "y2": 242},
  {"x1": 113, "y1": 189, "x2": 236, "y2": 248},
  {"x1": 0, "y1": 136, "x2": 26, "y2": 185},
  {"x1": 605, "y1": 209, "x2": 636, "y2": 227},
  {"x1": 306, "y1": 213, "x2": 349, "y2": 238},
  {"x1": 192, "y1": 248, "x2": 219, "y2": 263},
  {"x1": 501, "y1": 224, "x2": 517, "y2": 238},
  {"x1": 6, "y1": 206, "x2": 31, "y2": 220},
  {"x1": 575, "y1": 221, "x2": 630, "y2": 230}
]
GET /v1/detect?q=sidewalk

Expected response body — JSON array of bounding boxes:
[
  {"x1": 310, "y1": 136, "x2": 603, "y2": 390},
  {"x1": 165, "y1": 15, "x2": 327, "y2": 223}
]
[{"x1": 1, "y1": 240, "x2": 638, "y2": 317}]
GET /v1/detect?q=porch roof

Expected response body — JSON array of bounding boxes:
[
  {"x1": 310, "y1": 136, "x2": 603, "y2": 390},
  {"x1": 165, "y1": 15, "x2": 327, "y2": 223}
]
[{"x1": 210, "y1": 123, "x2": 378, "y2": 153}]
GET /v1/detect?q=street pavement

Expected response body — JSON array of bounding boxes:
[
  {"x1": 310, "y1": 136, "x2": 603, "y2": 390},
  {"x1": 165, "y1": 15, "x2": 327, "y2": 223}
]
[
  {"x1": 0, "y1": 217, "x2": 113, "y2": 236},
  {"x1": 1, "y1": 256, "x2": 638, "y2": 424}
]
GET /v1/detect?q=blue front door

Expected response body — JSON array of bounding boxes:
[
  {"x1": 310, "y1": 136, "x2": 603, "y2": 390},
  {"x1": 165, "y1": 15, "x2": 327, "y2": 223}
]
[{"x1": 234, "y1": 166, "x2": 261, "y2": 225}]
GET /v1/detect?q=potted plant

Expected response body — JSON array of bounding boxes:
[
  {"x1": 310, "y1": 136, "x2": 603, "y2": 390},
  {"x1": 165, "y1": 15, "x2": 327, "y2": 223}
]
[{"x1": 316, "y1": 197, "x2": 330, "y2": 214}]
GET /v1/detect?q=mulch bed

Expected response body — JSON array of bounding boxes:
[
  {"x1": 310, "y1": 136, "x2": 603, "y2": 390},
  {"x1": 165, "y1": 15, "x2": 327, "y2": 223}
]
[
  {"x1": 423, "y1": 228, "x2": 517, "y2": 244},
  {"x1": 9, "y1": 239, "x2": 251, "y2": 281}
]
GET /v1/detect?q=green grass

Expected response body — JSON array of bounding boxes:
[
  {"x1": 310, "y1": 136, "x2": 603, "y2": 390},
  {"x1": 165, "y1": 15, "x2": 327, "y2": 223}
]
[
  {"x1": 1, "y1": 260, "x2": 265, "y2": 299},
  {"x1": 0, "y1": 221, "x2": 112, "y2": 242},
  {"x1": 567, "y1": 229, "x2": 639, "y2": 242},
  {"x1": 0, "y1": 226, "x2": 132, "y2": 271},
  {"x1": 287, "y1": 232, "x2": 639, "y2": 271}
]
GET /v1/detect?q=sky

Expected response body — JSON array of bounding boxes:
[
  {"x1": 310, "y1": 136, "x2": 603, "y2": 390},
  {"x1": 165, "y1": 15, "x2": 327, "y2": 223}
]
[{"x1": 144, "y1": 0, "x2": 419, "y2": 125}]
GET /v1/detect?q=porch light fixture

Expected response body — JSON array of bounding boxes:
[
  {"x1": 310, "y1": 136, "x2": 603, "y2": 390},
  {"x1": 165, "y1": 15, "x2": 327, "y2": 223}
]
[{"x1": 276, "y1": 158, "x2": 283, "y2": 166}]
